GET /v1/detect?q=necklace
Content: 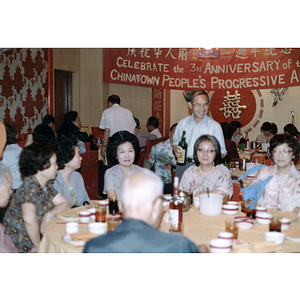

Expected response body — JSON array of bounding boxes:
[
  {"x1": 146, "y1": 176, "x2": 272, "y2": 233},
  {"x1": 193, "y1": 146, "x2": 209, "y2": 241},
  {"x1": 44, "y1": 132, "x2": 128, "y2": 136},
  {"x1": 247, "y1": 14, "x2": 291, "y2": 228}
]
[{"x1": 199, "y1": 165, "x2": 215, "y2": 175}]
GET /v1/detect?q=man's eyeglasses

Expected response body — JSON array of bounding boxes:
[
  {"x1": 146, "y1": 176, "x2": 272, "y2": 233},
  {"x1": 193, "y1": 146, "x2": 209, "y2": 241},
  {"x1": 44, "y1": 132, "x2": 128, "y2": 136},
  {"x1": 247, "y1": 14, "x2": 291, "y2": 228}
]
[
  {"x1": 192, "y1": 103, "x2": 209, "y2": 109},
  {"x1": 197, "y1": 148, "x2": 216, "y2": 155},
  {"x1": 272, "y1": 149, "x2": 293, "y2": 156}
]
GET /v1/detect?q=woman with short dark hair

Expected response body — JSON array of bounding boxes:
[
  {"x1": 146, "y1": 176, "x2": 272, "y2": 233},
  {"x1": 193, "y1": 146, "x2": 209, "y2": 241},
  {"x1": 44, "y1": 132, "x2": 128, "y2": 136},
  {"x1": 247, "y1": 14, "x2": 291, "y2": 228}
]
[
  {"x1": 250, "y1": 134, "x2": 300, "y2": 214},
  {"x1": 3, "y1": 143, "x2": 71, "y2": 253},
  {"x1": 104, "y1": 131, "x2": 142, "y2": 199},
  {"x1": 53, "y1": 139, "x2": 90, "y2": 207},
  {"x1": 179, "y1": 134, "x2": 233, "y2": 197}
]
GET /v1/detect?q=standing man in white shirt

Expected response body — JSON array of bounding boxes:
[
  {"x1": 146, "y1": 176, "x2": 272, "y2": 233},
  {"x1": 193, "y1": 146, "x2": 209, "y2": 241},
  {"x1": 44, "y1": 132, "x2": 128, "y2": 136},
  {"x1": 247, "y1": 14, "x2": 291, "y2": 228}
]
[
  {"x1": 172, "y1": 90, "x2": 226, "y2": 180},
  {"x1": 146, "y1": 116, "x2": 162, "y2": 138},
  {"x1": 100, "y1": 94, "x2": 137, "y2": 158}
]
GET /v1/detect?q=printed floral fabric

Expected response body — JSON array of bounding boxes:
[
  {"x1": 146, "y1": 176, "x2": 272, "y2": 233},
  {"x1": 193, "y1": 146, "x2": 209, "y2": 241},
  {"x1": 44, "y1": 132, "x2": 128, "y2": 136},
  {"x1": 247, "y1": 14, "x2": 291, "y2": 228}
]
[
  {"x1": 255, "y1": 163, "x2": 300, "y2": 211},
  {"x1": 3, "y1": 176, "x2": 57, "y2": 253},
  {"x1": 143, "y1": 139, "x2": 176, "y2": 184}
]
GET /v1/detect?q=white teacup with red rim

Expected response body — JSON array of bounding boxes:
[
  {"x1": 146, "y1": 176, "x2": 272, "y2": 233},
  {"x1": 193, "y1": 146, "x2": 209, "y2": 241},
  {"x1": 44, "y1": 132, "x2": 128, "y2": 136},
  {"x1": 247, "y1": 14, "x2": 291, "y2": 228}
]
[
  {"x1": 280, "y1": 218, "x2": 291, "y2": 230},
  {"x1": 256, "y1": 206, "x2": 267, "y2": 214},
  {"x1": 209, "y1": 238, "x2": 232, "y2": 253},
  {"x1": 218, "y1": 231, "x2": 233, "y2": 244},
  {"x1": 79, "y1": 211, "x2": 90, "y2": 223}
]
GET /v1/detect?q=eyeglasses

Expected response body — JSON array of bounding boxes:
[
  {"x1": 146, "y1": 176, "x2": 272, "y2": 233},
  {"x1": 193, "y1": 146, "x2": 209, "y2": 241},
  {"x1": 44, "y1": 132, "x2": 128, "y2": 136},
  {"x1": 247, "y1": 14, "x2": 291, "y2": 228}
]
[
  {"x1": 197, "y1": 148, "x2": 216, "y2": 155},
  {"x1": 272, "y1": 149, "x2": 293, "y2": 156},
  {"x1": 192, "y1": 103, "x2": 209, "y2": 109}
]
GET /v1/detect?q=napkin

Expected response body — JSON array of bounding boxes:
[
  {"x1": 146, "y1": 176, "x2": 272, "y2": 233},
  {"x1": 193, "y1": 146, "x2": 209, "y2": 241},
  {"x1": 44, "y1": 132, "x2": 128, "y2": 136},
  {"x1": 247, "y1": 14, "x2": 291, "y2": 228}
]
[
  {"x1": 232, "y1": 241, "x2": 283, "y2": 253},
  {"x1": 69, "y1": 232, "x2": 98, "y2": 241},
  {"x1": 282, "y1": 228, "x2": 300, "y2": 238}
]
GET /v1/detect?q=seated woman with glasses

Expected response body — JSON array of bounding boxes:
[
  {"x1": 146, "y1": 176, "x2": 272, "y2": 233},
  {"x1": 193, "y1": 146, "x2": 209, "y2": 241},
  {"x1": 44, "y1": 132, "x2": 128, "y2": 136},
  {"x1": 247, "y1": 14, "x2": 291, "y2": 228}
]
[
  {"x1": 179, "y1": 134, "x2": 233, "y2": 197},
  {"x1": 249, "y1": 134, "x2": 300, "y2": 214}
]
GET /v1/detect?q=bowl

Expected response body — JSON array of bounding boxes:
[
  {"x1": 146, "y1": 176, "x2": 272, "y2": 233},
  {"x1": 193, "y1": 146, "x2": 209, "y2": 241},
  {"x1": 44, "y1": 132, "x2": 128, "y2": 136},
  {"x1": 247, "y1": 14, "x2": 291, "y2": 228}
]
[
  {"x1": 88, "y1": 222, "x2": 107, "y2": 235},
  {"x1": 256, "y1": 206, "x2": 267, "y2": 214},
  {"x1": 65, "y1": 222, "x2": 79, "y2": 234},
  {"x1": 209, "y1": 238, "x2": 232, "y2": 253},
  {"x1": 200, "y1": 194, "x2": 223, "y2": 216},
  {"x1": 264, "y1": 231, "x2": 285, "y2": 245},
  {"x1": 280, "y1": 218, "x2": 291, "y2": 230},
  {"x1": 256, "y1": 212, "x2": 272, "y2": 225},
  {"x1": 222, "y1": 204, "x2": 239, "y2": 215},
  {"x1": 218, "y1": 232, "x2": 233, "y2": 243},
  {"x1": 227, "y1": 201, "x2": 238, "y2": 206},
  {"x1": 239, "y1": 221, "x2": 254, "y2": 229},
  {"x1": 79, "y1": 211, "x2": 91, "y2": 223}
]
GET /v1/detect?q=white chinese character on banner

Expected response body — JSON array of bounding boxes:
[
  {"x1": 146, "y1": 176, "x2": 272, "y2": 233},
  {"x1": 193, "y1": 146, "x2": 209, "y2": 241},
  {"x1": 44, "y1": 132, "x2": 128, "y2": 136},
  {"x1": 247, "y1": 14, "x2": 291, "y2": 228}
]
[
  {"x1": 154, "y1": 48, "x2": 163, "y2": 59},
  {"x1": 178, "y1": 48, "x2": 188, "y2": 61},
  {"x1": 251, "y1": 48, "x2": 260, "y2": 58},
  {"x1": 139, "y1": 48, "x2": 150, "y2": 58},
  {"x1": 281, "y1": 48, "x2": 292, "y2": 55},
  {"x1": 235, "y1": 49, "x2": 248, "y2": 59},
  {"x1": 165, "y1": 48, "x2": 176, "y2": 59},
  {"x1": 265, "y1": 48, "x2": 277, "y2": 56},
  {"x1": 127, "y1": 48, "x2": 136, "y2": 57}
]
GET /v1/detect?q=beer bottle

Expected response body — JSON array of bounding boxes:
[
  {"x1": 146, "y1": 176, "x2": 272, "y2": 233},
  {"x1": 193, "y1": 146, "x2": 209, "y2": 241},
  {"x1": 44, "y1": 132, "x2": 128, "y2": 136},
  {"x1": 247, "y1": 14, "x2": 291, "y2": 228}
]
[{"x1": 177, "y1": 131, "x2": 187, "y2": 165}]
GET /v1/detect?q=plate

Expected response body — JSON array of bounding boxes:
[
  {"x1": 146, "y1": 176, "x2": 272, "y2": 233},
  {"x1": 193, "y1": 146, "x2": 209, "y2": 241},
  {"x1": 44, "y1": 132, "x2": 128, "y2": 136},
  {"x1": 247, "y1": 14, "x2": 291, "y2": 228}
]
[
  {"x1": 56, "y1": 215, "x2": 79, "y2": 221},
  {"x1": 62, "y1": 234, "x2": 86, "y2": 246}
]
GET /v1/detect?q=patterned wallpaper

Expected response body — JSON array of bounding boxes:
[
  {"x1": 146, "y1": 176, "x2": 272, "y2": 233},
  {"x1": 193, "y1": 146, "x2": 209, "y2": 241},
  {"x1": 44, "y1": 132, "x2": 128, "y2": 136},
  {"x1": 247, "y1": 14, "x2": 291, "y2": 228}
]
[{"x1": 0, "y1": 48, "x2": 49, "y2": 134}]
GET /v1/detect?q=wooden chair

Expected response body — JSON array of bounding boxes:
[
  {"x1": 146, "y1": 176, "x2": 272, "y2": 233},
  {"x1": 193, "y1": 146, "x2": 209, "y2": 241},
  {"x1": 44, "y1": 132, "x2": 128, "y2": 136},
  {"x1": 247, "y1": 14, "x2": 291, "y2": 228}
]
[
  {"x1": 79, "y1": 150, "x2": 99, "y2": 199},
  {"x1": 91, "y1": 127, "x2": 105, "y2": 139}
]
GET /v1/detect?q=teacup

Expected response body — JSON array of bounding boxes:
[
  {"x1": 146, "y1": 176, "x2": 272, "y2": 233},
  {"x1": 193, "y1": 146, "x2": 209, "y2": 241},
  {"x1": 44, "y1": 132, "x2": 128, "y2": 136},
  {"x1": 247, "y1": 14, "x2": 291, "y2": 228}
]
[
  {"x1": 79, "y1": 211, "x2": 90, "y2": 223},
  {"x1": 66, "y1": 222, "x2": 79, "y2": 234}
]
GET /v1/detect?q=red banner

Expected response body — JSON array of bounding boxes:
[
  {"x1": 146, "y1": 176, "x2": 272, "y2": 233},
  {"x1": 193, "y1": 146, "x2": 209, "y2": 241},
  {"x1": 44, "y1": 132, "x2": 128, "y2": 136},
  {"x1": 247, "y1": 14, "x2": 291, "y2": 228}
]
[{"x1": 103, "y1": 48, "x2": 300, "y2": 91}]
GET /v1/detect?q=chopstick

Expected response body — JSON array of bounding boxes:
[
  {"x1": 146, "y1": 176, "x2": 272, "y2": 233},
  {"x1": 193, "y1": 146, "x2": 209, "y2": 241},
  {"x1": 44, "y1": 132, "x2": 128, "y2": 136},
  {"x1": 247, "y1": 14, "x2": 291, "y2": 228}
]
[{"x1": 207, "y1": 187, "x2": 209, "y2": 198}]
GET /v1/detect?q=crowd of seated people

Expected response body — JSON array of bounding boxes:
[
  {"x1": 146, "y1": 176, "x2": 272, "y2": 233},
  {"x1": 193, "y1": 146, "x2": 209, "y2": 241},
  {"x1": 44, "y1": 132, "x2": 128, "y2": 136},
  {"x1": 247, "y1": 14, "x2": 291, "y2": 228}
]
[{"x1": 2, "y1": 97, "x2": 300, "y2": 253}]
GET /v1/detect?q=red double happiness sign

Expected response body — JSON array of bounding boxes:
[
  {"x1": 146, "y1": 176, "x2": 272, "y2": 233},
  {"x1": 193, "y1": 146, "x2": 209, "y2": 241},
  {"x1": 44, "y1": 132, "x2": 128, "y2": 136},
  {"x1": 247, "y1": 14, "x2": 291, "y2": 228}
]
[{"x1": 103, "y1": 48, "x2": 300, "y2": 91}]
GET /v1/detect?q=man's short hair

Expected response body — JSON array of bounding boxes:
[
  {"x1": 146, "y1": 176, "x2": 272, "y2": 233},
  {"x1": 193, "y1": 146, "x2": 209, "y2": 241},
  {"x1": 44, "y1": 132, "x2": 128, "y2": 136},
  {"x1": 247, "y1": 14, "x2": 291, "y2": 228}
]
[
  {"x1": 33, "y1": 124, "x2": 56, "y2": 144},
  {"x1": 64, "y1": 111, "x2": 78, "y2": 123},
  {"x1": 42, "y1": 114, "x2": 55, "y2": 125},
  {"x1": 108, "y1": 95, "x2": 121, "y2": 104},
  {"x1": 0, "y1": 163, "x2": 10, "y2": 188},
  {"x1": 4, "y1": 123, "x2": 18, "y2": 145},
  {"x1": 170, "y1": 123, "x2": 177, "y2": 132},
  {"x1": 147, "y1": 116, "x2": 159, "y2": 128},
  {"x1": 188, "y1": 90, "x2": 210, "y2": 103}
]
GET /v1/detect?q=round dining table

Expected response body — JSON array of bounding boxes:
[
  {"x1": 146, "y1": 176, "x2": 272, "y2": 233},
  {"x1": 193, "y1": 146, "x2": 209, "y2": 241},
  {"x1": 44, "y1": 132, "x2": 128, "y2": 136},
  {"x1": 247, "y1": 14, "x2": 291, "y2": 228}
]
[{"x1": 38, "y1": 202, "x2": 300, "y2": 253}]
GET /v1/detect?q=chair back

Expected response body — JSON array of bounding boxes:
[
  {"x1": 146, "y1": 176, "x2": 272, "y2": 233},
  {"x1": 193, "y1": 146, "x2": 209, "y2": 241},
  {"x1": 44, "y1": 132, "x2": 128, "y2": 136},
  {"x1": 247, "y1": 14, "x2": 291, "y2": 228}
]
[
  {"x1": 79, "y1": 150, "x2": 99, "y2": 199},
  {"x1": 144, "y1": 136, "x2": 169, "y2": 161},
  {"x1": 91, "y1": 127, "x2": 105, "y2": 139}
]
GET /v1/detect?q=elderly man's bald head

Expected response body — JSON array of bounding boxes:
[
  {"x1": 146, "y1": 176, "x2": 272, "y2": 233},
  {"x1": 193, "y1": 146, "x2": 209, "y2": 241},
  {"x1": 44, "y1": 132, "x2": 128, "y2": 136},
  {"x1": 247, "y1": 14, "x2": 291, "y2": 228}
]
[{"x1": 119, "y1": 169, "x2": 164, "y2": 227}]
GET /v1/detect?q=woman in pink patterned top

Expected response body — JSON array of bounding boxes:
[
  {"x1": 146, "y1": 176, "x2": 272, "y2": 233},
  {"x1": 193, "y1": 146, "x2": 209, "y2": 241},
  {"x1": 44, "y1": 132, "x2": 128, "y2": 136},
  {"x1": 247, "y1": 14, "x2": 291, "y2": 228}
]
[{"x1": 252, "y1": 134, "x2": 300, "y2": 215}]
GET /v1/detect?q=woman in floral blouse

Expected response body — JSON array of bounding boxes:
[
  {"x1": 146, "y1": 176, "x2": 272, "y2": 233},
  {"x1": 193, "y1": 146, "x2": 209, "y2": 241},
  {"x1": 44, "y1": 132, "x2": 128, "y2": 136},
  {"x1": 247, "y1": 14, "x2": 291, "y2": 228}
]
[{"x1": 3, "y1": 143, "x2": 70, "y2": 253}]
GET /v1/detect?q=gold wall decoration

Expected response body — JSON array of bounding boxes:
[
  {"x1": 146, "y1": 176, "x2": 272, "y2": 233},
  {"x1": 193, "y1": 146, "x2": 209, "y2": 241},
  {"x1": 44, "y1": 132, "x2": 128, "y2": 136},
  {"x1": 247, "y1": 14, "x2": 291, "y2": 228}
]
[{"x1": 219, "y1": 90, "x2": 247, "y2": 119}]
